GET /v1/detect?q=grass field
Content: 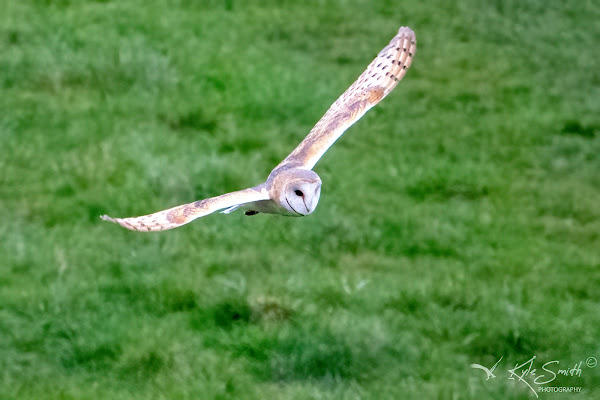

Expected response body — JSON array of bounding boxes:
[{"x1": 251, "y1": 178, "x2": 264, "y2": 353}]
[{"x1": 1, "y1": 0, "x2": 599, "y2": 399}]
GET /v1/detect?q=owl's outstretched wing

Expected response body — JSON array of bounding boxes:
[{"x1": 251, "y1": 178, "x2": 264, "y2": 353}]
[
  {"x1": 277, "y1": 26, "x2": 416, "y2": 171},
  {"x1": 101, "y1": 185, "x2": 269, "y2": 231}
]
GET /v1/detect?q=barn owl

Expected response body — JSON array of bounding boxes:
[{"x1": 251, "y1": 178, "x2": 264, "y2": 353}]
[{"x1": 101, "y1": 26, "x2": 416, "y2": 231}]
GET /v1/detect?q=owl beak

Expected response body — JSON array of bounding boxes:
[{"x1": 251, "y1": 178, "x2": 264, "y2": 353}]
[
  {"x1": 304, "y1": 184, "x2": 321, "y2": 214},
  {"x1": 302, "y1": 197, "x2": 310, "y2": 213}
]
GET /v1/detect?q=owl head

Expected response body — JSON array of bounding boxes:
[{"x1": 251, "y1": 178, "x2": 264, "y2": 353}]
[{"x1": 269, "y1": 168, "x2": 322, "y2": 216}]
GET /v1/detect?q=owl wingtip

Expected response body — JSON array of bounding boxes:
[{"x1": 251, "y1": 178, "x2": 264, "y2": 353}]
[
  {"x1": 398, "y1": 26, "x2": 415, "y2": 35},
  {"x1": 100, "y1": 214, "x2": 115, "y2": 223}
]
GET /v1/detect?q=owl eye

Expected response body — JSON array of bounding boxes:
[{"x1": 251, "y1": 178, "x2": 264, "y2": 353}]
[{"x1": 294, "y1": 190, "x2": 304, "y2": 197}]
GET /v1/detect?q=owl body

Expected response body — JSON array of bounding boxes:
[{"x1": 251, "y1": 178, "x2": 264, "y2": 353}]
[{"x1": 239, "y1": 199, "x2": 294, "y2": 216}]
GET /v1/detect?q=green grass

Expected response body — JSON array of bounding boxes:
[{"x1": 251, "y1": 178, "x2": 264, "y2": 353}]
[{"x1": 1, "y1": 0, "x2": 599, "y2": 399}]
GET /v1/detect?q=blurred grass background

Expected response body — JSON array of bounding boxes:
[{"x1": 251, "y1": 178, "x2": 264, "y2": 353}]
[{"x1": 1, "y1": 0, "x2": 599, "y2": 399}]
